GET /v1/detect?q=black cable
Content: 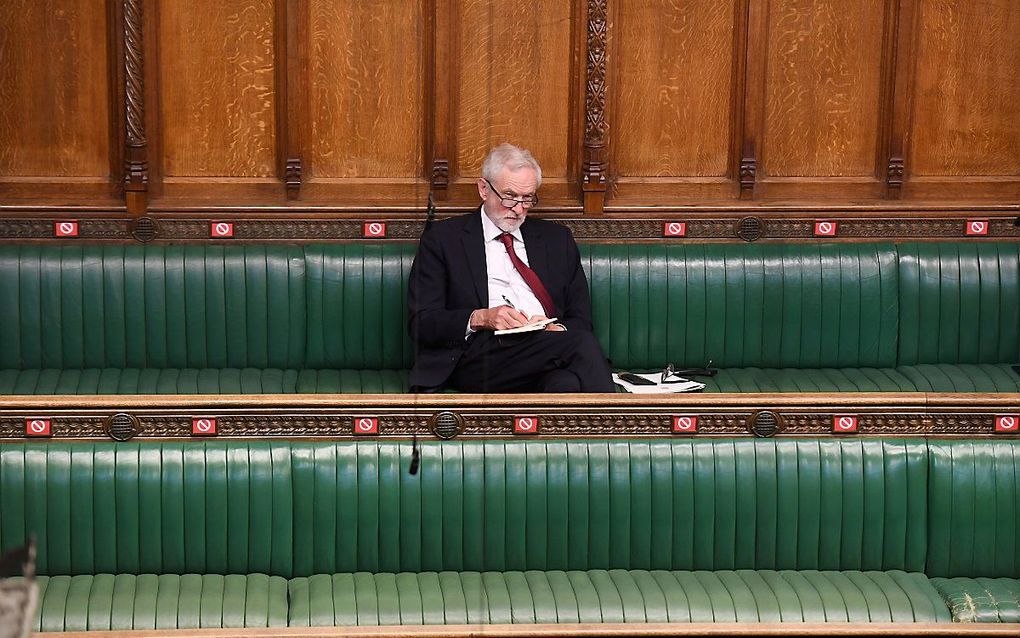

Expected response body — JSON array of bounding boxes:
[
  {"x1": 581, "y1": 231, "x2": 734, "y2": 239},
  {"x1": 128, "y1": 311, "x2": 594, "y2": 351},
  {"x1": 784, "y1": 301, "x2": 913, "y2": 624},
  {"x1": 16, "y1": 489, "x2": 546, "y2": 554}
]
[{"x1": 409, "y1": 434, "x2": 420, "y2": 475}]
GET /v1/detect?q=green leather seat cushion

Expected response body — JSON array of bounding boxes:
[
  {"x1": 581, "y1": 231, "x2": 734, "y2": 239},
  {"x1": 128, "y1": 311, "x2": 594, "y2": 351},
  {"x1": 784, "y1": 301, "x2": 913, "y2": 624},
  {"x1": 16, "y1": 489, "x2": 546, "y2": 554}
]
[
  {"x1": 699, "y1": 364, "x2": 1020, "y2": 392},
  {"x1": 930, "y1": 578, "x2": 1020, "y2": 623},
  {"x1": 23, "y1": 574, "x2": 289, "y2": 631},
  {"x1": 288, "y1": 570, "x2": 951, "y2": 625},
  {"x1": 0, "y1": 368, "x2": 410, "y2": 394}
]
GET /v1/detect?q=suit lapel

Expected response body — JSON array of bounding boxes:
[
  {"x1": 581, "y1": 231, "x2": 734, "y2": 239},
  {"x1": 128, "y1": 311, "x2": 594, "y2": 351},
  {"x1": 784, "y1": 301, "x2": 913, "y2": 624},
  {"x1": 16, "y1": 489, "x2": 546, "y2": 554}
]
[{"x1": 461, "y1": 210, "x2": 488, "y2": 307}]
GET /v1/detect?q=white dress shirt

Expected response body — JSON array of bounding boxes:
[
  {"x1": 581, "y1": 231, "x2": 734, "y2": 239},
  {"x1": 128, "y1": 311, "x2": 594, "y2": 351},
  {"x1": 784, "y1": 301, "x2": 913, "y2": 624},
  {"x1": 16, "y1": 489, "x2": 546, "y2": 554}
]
[{"x1": 466, "y1": 209, "x2": 546, "y2": 336}]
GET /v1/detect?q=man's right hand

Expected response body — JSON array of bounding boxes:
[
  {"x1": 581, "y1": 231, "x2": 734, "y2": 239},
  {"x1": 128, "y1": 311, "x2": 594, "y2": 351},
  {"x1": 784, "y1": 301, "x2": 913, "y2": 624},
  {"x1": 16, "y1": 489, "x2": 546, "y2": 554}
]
[{"x1": 469, "y1": 306, "x2": 531, "y2": 331}]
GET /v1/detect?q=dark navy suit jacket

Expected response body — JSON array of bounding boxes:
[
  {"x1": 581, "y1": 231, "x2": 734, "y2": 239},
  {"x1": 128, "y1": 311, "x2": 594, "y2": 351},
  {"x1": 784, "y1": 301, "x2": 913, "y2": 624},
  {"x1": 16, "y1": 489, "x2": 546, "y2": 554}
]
[{"x1": 407, "y1": 210, "x2": 594, "y2": 390}]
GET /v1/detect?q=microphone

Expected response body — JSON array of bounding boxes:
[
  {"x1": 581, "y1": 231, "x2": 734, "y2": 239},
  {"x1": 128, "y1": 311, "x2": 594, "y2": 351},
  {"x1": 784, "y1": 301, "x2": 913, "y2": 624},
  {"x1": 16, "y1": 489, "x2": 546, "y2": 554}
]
[{"x1": 409, "y1": 434, "x2": 420, "y2": 475}]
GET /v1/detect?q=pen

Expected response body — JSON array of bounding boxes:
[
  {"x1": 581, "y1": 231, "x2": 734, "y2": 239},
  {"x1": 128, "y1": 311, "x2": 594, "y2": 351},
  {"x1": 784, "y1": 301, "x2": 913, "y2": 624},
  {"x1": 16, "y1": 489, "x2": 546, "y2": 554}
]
[{"x1": 501, "y1": 295, "x2": 518, "y2": 311}]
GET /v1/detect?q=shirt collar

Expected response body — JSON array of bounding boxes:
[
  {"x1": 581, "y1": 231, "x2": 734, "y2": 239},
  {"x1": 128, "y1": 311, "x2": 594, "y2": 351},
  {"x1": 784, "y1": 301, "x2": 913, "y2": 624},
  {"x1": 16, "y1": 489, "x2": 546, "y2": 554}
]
[{"x1": 480, "y1": 207, "x2": 524, "y2": 243}]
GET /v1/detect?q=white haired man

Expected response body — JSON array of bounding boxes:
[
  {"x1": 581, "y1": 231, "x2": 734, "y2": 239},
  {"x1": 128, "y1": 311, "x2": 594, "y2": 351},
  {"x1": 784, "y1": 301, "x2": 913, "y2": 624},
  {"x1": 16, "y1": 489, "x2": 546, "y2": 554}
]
[{"x1": 408, "y1": 143, "x2": 615, "y2": 393}]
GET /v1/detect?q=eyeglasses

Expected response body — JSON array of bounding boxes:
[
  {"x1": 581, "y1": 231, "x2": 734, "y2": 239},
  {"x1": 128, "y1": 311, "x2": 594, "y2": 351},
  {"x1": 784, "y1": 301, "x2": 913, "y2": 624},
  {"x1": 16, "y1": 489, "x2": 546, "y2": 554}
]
[
  {"x1": 484, "y1": 178, "x2": 538, "y2": 210},
  {"x1": 661, "y1": 361, "x2": 717, "y2": 382}
]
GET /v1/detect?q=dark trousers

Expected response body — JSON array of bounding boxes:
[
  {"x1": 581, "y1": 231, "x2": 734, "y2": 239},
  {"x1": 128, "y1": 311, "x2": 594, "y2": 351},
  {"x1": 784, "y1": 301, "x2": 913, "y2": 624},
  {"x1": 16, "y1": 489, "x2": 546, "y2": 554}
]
[{"x1": 448, "y1": 329, "x2": 615, "y2": 393}]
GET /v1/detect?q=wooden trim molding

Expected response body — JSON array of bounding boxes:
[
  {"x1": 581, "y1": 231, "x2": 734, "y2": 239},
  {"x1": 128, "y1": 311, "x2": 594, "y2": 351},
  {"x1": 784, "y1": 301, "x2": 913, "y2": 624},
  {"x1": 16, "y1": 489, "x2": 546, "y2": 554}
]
[
  {"x1": 582, "y1": 0, "x2": 608, "y2": 215},
  {"x1": 1, "y1": 214, "x2": 1018, "y2": 242},
  {"x1": 1, "y1": 392, "x2": 1017, "y2": 441},
  {"x1": 122, "y1": 0, "x2": 148, "y2": 215}
]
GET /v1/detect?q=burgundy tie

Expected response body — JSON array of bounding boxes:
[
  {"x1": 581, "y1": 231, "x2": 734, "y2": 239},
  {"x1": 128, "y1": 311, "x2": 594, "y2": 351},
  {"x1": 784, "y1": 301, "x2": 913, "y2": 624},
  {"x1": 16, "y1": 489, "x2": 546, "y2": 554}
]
[{"x1": 499, "y1": 233, "x2": 556, "y2": 317}]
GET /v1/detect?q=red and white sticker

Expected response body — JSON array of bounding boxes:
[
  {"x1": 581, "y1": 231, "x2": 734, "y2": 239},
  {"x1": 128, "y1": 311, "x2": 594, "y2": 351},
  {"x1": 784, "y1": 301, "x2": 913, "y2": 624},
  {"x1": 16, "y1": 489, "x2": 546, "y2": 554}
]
[
  {"x1": 814, "y1": 221, "x2": 837, "y2": 237},
  {"x1": 673, "y1": 415, "x2": 698, "y2": 433},
  {"x1": 353, "y1": 417, "x2": 379, "y2": 435},
  {"x1": 833, "y1": 415, "x2": 859, "y2": 433},
  {"x1": 663, "y1": 222, "x2": 687, "y2": 237},
  {"x1": 192, "y1": 417, "x2": 217, "y2": 436},
  {"x1": 55, "y1": 221, "x2": 79, "y2": 237},
  {"x1": 210, "y1": 222, "x2": 234, "y2": 238},
  {"x1": 966, "y1": 219, "x2": 989, "y2": 236},
  {"x1": 25, "y1": 418, "x2": 51, "y2": 437},
  {"x1": 995, "y1": 415, "x2": 1019, "y2": 433},
  {"x1": 363, "y1": 222, "x2": 386, "y2": 238},
  {"x1": 514, "y1": 416, "x2": 539, "y2": 435}
]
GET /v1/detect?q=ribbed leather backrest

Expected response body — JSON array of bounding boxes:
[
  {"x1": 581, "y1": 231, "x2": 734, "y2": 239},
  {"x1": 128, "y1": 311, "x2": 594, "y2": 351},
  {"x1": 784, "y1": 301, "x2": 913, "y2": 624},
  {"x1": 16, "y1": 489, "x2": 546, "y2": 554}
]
[
  {"x1": 0, "y1": 439, "x2": 928, "y2": 576},
  {"x1": 0, "y1": 442, "x2": 295, "y2": 576},
  {"x1": 0, "y1": 245, "x2": 306, "y2": 369},
  {"x1": 580, "y1": 243, "x2": 900, "y2": 369},
  {"x1": 926, "y1": 440, "x2": 1020, "y2": 578},
  {"x1": 897, "y1": 243, "x2": 1020, "y2": 365},
  {"x1": 304, "y1": 244, "x2": 415, "y2": 369}
]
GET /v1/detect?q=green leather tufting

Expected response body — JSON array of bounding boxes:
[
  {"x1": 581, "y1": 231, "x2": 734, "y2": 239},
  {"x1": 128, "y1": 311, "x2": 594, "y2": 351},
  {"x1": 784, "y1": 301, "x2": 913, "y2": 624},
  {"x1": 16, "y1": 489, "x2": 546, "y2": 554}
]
[
  {"x1": 288, "y1": 570, "x2": 950, "y2": 625},
  {"x1": 1, "y1": 439, "x2": 928, "y2": 577},
  {"x1": 580, "y1": 243, "x2": 900, "y2": 370},
  {"x1": 930, "y1": 578, "x2": 1020, "y2": 623},
  {"x1": 0, "y1": 245, "x2": 307, "y2": 370},
  {"x1": 1, "y1": 241, "x2": 1018, "y2": 394},
  {"x1": 926, "y1": 440, "x2": 1020, "y2": 579},
  {"x1": 897, "y1": 243, "x2": 1020, "y2": 366},
  {"x1": 19, "y1": 574, "x2": 289, "y2": 631}
]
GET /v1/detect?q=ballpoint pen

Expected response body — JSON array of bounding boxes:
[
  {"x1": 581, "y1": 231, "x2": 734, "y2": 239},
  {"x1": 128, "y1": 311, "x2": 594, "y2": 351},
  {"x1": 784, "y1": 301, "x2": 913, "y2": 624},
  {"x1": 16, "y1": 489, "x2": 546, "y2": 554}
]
[{"x1": 501, "y1": 294, "x2": 518, "y2": 311}]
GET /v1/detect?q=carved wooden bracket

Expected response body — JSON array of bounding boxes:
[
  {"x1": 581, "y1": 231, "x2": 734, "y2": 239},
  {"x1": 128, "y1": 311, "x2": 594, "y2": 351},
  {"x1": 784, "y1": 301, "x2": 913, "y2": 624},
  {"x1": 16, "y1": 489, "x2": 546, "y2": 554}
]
[
  {"x1": 431, "y1": 158, "x2": 449, "y2": 191},
  {"x1": 123, "y1": 0, "x2": 148, "y2": 215},
  {"x1": 582, "y1": 0, "x2": 608, "y2": 215},
  {"x1": 285, "y1": 158, "x2": 302, "y2": 199},
  {"x1": 739, "y1": 140, "x2": 756, "y2": 199},
  {"x1": 887, "y1": 156, "x2": 904, "y2": 198}
]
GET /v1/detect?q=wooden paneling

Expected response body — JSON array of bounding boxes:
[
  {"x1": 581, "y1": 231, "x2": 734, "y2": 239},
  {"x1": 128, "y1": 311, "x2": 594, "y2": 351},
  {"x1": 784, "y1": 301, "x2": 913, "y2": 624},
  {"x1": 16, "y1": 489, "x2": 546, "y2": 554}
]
[
  {"x1": 0, "y1": 0, "x2": 111, "y2": 192},
  {"x1": 307, "y1": 0, "x2": 424, "y2": 180},
  {"x1": 609, "y1": 0, "x2": 739, "y2": 184},
  {"x1": 908, "y1": 0, "x2": 1020, "y2": 178},
  {"x1": 760, "y1": 0, "x2": 887, "y2": 181},
  {"x1": 156, "y1": 0, "x2": 277, "y2": 180},
  {"x1": 452, "y1": 0, "x2": 575, "y2": 193}
]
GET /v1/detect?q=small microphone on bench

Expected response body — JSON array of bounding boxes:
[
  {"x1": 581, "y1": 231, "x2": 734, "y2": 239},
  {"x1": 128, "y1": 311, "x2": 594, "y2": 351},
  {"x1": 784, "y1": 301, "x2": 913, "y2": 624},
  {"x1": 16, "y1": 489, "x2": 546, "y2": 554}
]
[{"x1": 409, "y1": 434, "x2": 420, "y2": 475}]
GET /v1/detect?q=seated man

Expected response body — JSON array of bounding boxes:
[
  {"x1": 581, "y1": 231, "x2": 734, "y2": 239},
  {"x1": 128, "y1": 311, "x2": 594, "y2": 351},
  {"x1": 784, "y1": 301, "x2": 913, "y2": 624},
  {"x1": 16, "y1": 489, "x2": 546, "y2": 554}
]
[{"x1": 408, "y1": 143, "x2": 615, "y2": 393}]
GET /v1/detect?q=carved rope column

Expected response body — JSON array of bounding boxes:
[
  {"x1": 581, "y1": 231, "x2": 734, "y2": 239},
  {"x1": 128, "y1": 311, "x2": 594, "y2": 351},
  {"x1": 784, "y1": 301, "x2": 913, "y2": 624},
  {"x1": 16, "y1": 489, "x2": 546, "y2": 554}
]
[
  {"x1": 123, "y1": 0, "x2": 148, "y2": 215},
  {"x1": 582, "y1": 0, "x2": 608, "y2": 214}
]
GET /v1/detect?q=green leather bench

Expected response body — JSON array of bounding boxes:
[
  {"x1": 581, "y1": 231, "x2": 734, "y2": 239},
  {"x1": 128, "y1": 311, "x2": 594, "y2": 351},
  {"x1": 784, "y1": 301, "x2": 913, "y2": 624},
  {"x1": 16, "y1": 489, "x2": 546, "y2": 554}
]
[
  {"x1": 1, "y1": 438, "x2": 1017, "y2": 629},
  {"x1": 0, "y1": 242, "x2": 1017, "y2": 394}
]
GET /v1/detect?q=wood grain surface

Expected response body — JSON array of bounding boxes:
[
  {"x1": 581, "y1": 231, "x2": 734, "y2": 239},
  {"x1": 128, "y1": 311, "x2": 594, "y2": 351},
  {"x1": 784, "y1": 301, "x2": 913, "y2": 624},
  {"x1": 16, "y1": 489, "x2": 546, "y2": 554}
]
[
  {"x1": 761, "y1": 0, "x2": 887, "y2": 178},
  {"x1": 454, "y1": 0, "x2": 573, "y2": 179},
  {"x1": 610, "y1": 0, "x2": 738, "y2": 178},
  {"x1": 0, "y1": 0, "x2": 110, "y2": 177},
  {"x1": 309, "y1": 0, "x2": 425, "y2": 179},
  {"x1": 908, "y1": 0, "x2": 1020, "y2": 177},
  {"x1": 158, "y1": 0, "x2": 277, "y2": 178}
]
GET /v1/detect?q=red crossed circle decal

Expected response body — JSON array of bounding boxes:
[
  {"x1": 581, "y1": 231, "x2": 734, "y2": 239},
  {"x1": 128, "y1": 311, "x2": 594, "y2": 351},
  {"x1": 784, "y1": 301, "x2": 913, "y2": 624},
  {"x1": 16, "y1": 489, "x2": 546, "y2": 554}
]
[
  {"x1": 192, "y1": 418, "x2": 217, "y2": 435},
  {"x1": 663, "y1": 222, "x2": 687, "y2": 237},
  {"x1": 815, "y1": 221, "x2": 837, "y2": 236},
  {"x1": 673, "y1": 415, "x2": 698, "y2": 432},
  {"x1": 26, "y1": 419, "x2": 51, "y2": 436},
  {"x1": 364, "y1": 222, "x2": 386, "y2": 238},
  {"x1": 211, "y1": 222, "x2": 234, "y2": 237},
  {"x1": 514, "y1": 416, "x2": 538, "y2": 434},
  {"x1": 354, "y1": 417, "x2": 379, "y2": 434},
  {"x1": 55, "y1": 221, "x2": 79, "y2": 237},
  {"x1": 966, "y1": 220, "x2": 989, "y2": 236},
  {"x1": 833, "y1": 415, "x2": 858, "y2": 432},
  {"x1": 995, "y1": 415, "x2": 1018, "y2": 432}
]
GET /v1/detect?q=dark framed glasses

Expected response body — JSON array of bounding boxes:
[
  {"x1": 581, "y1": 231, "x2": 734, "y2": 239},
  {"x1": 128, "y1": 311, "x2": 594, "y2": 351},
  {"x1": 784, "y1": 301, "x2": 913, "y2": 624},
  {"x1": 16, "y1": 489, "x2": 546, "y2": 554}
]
[{"x1": 484, "y1": 178, "x2": 538, "y2": 209}]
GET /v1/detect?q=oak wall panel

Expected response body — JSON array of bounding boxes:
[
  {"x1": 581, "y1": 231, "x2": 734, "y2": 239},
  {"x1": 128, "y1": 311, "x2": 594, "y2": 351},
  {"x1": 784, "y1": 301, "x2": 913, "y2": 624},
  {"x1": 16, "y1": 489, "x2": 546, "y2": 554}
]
[
  {"x1": 609, "y1": 0, "x2": 739, "y2": 186},
  {"x1": 451, "y1": 0, "x2": 576, "y2": 198},
  {"x1": 760, "y1": 0, "x2": 887, "y2": 181},
  {"x1": 908, "y1": 0, "x2": 1020, "y2": 179},
  {"x1": 307, "y1": 0, "x2": 425, "y2": 181},
  {"x1": 0, "y1": 0, "x2": 112, "y2": 195},
  {"x1": 156, "y1": 0, "x2": 277, "y2": 181}
]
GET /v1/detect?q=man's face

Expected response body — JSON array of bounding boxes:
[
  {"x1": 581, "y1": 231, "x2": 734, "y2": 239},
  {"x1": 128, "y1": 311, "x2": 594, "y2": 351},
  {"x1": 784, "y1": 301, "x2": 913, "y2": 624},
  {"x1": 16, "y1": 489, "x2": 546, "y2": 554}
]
[{"x1": 478, "y1": 166, "x2": 539, "y2": 233}]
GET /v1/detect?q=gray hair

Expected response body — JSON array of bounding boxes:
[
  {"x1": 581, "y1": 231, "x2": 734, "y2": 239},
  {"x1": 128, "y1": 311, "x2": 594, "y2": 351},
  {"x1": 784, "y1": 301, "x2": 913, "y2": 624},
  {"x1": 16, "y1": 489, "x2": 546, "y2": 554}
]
[{"x1": 481, "y1": 143, "x2": 543, "y2": 186}]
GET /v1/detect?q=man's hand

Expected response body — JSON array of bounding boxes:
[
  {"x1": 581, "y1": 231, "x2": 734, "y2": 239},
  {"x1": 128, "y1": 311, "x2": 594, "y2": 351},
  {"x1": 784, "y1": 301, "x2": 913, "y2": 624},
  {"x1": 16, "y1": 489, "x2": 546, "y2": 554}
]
[{"x1": 469, "y1": 306, "x2": 530, "y2": 331}]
